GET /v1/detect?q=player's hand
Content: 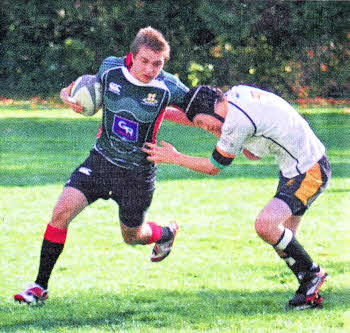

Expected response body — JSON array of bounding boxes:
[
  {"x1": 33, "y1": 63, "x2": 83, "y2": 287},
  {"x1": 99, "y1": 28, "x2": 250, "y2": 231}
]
[
  {"x1": 60, "y1": 82, "x2": 83, "y2": 114},
  {"x1": 142, "y1": 140, "x2": 179, "y2": 164},
  {"x1": 242, "y1": 149, "x2": 261, "y2": 161}
]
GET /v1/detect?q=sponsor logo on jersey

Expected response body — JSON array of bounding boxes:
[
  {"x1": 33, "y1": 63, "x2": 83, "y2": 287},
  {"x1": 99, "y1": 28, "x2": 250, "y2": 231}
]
[
  {"x1": 108, "y1": 82, "x2": 122, "y2": 94},
  {"x1": 112, "y1": 115, "x2": 138, "y2": 142},
  {"x1": 142, "y1": 93, "x2": 158, "y2": 106}
]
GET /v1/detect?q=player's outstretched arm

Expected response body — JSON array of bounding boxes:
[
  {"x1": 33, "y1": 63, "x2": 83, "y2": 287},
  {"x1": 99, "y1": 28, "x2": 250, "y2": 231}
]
[
  {"x1": 143, "y1": 141, "x2": 220, "y2": 176},
  {"x1": 163, "y1": 107, "x2": 196, "y2": 126},
  {"x1": 60, "y1": 82, "x2": 83, "y2": 114}
]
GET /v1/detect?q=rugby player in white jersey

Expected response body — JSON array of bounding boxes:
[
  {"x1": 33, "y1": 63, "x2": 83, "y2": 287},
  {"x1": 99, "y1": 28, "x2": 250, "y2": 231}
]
[{"x1": 143, "y1": 85, "x2": 331, "y2": 310}]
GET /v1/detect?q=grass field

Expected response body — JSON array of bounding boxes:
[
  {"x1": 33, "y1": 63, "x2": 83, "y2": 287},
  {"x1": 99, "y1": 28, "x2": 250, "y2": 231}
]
[{"x1": 0, "y1": 108, "x2": 349, "y2": 332}]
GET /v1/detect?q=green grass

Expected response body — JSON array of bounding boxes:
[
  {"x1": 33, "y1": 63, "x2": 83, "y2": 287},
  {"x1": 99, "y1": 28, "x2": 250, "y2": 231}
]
[{"x1": 0, "y1": 108, "x2": 350, "y2": 332}]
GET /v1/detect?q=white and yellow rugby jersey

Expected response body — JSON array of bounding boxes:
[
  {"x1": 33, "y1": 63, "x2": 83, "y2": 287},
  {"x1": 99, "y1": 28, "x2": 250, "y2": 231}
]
[{"x1": 216, "y1": 85, "x2": 325, "y2": 178}]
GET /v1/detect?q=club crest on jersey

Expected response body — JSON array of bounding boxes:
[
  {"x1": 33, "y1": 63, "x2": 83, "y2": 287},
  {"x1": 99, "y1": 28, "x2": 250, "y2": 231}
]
[
  {"x1": 112, "y1": 115, "x2": 138, "y2": 142},
  {"x1": 142, "y1": 93, "x2": 158, "y2": 106},
  {"x1": 108, "y1": 82, "x2": 122, "y2": 94}
]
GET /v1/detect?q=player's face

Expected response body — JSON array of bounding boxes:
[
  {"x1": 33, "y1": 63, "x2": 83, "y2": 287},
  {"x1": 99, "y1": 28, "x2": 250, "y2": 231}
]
[
  {"x1": 130, "y1": 46, "x2": 166, "y2": 83},
  {"x1": 193, "y1": 114, "x2": 222, "y2": 138},
  {"x1": 193, "y1": 99, "x2": 227, "y2": 137}
]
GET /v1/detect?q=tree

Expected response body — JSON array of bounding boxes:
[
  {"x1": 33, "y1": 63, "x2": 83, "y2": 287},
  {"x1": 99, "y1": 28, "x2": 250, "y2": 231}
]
[{"x1": 0, "y1": 0, "x2": 348, "y2": 99}]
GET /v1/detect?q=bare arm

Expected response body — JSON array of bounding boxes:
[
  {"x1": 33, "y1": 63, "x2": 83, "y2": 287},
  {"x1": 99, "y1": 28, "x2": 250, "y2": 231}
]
[
  {"x1": 142, "y1": 141, "x2": 220, "y2": 176},
  {"x1": 163, "y1": 107, "x2": 196, "y2": 127}
]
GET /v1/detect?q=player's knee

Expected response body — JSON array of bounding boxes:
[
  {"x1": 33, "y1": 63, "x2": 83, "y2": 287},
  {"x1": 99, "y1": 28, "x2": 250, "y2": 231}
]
[
  {"x1": 255, "y1": 216, "x2": 270, "y2": 239},
  {"x1": 119, "y1": 210, "x2": 145, "y2": 245},
  {"x1": 122, "y1": 232, "x2": 136, "y2": 245},
  {"x1": 122, "y1": 230, "x2": 140, "y2": 245},
  {"x1": 51, "y1": 204, "x2": 74, "y2": 228}
]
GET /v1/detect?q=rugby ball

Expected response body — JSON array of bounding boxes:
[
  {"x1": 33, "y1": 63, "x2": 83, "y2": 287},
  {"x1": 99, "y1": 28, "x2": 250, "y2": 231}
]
[{"x1": 69, "y1": 75, "x2": 102, "y2": 116}]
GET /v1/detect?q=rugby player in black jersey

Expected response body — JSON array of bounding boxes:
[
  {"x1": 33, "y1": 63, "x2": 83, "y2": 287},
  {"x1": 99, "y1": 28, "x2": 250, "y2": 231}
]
[{"x1": 14, "y1": 27, "x2": 192, "y2": 304}]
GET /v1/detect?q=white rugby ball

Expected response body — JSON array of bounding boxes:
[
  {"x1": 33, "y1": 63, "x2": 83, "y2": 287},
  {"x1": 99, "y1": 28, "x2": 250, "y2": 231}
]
[{"x1": 69, "y1": 75, "x2": 102, "y2": 116}]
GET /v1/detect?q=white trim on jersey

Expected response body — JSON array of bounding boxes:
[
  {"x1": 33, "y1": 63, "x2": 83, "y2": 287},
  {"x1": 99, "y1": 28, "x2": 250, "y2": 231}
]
[
  {"x1": 100, "y1": 64, "x2": 123, "y2": 82},
  {"x1": 121, "y1": 67, "x2": 169, "y2": 92}
]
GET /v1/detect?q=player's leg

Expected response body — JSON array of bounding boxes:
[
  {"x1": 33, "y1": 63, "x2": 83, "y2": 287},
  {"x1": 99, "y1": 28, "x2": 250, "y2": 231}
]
[
  {"x1": 119, "y1": 212, "x2": 178, "y2": 246},
  {"x1": 256, "y1": 200, "x2": 318, "y2": 275},
  {"x1": 119, "y1": 212, "x2": 179, "y2": 262},
  {"x1": 14, "y1": 151, "x2": 100, "y2": 304},
  {"x1": 283, "y1": 215, "x2": 302, "y2": 234},
  {"x1": 14, "y1": 187, "x2": 88, "y2": 304},
  {"x1": 34, "y1": 187, "x2": 89, "y2": 289},
  {"x1": 255, "y1": 197, "x2": 319, "y2": 275},
  {"x1": 116, "y1": 167, "x2": 178, "y2": 262},
  {"x1": 274, "y1": 215, "x2": 302, "y2": 280},
  {"x1": 256, "y1": 156, "x2": 330, "y2": 309},
  {"x1": 118, "y1": 191, "x2": 179, "y2": 261},
  {"x1": 255, "y1": 197, "x2": 291, "y2": 244},
  {"x1": 255, "y1": 198, "x2": 326, "y2": 309}
]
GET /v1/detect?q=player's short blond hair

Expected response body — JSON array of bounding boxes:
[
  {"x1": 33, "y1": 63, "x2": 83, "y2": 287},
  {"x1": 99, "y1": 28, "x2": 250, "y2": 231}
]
[{"x1": 130, "y1": 26, "x2": 170, "y2": 62}]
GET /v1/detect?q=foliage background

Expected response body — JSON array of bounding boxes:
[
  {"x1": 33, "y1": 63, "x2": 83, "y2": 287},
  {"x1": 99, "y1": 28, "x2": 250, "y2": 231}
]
[{"x1": 0, "y1": 0, "x2": 349, "y2": 101}]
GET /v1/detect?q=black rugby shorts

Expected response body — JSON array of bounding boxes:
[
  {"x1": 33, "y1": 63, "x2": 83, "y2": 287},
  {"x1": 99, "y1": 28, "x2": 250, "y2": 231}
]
[
  {"x1": 274, "y1": 155, "x2": 331, "y2": 216},
  {"x1": 65, "y1": 149, "x2": 156, "y2": 227}
]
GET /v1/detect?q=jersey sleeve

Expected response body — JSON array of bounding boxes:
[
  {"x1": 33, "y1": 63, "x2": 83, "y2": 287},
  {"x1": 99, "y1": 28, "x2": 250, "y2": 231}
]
[
  {"x1": 97, "y1": 56, "x2": 124, "y2": 82},
  {"x1": 161, "y1": 71, "x2": 189, "y2": 109},
  {"x1": 170, "y1": 80, "x2": 189, "y2": 108},
  {"x1": 212, "y1": 108, "x2": 255, "y2": 168}
]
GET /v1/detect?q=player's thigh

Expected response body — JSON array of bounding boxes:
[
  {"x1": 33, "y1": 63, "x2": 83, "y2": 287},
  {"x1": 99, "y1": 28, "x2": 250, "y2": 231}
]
[
  {"x1": 256, "y1": 197, "x2": 292, "y2": 227},
  {"x1": 50, "y1": 187, "x2": 88, "y2": 228},
  {"x1": 118, "y1": 191, "x2": 153, "y2": 244},
  {"x1": 116, "y1": 166, "x2": 155, "y2": 228},
  {"x1": 275, "y1": 156, "x2": 331, "y2": 216},
  {"x1": 65, "y1": 149, "x2": 108, "y2": 204},
  {"x1": 118, "y1": 188, "x2": 154, "y2": 228}
]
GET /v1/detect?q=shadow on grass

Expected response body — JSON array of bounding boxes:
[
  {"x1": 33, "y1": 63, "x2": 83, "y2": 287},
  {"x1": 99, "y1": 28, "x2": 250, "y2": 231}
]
[
  {"x1": 1, "y1": 114, "x2": 349, "y2": 186},
  {"x1": 1, "y1": 288, "x2": 349, "y2": 331}
]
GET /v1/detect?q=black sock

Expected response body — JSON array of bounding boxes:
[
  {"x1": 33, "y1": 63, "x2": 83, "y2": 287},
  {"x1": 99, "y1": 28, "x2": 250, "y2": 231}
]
[
  {"x1": 277, "y1": 253, "x2": 302, "y2": 281},
  {"x1": 35, "y1": 239, "x2": 64, "y2": 290},
  {"x1": 156, "y1": 226, "x2": 173, "y2": 244},
  {"x1": 274, "y1": 228, "x2": 315, "y2": 280},
  {"x1": 287, "y1": 257, "x2": 306, "y2": 281}
]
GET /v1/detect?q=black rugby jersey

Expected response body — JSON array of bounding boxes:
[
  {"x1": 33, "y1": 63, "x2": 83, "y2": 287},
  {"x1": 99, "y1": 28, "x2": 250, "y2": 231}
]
[{"x1": 95, "y1": 56, "x2": 188, "y2": 169}]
